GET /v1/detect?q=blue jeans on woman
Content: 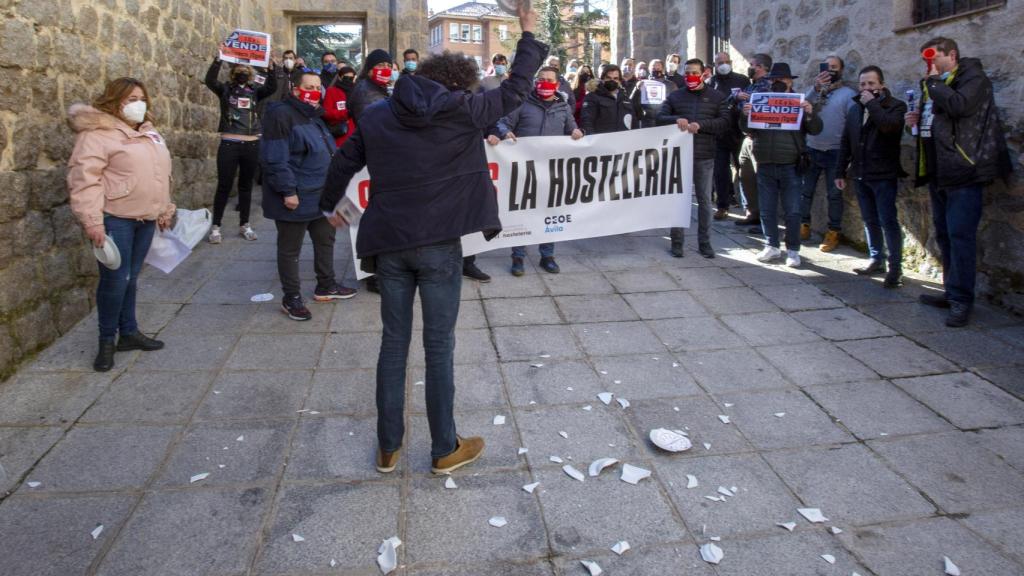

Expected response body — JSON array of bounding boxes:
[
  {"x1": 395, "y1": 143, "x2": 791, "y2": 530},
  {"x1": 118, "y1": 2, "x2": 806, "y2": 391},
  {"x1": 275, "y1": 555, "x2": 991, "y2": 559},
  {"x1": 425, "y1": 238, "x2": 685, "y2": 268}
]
[
  {"x1": 929, "y1": 182, "x2": 983, "y2": 304},
  {"x1": 97, "y1": 215, "x2": 156, "y2": 341},
  {"x1": 375, "y1": 240, "x2": 463, "y2": 459},
  {"x1": 854, "y1": 179, "x2": 902, "y2": 271},
  {"x1": 757, "y1": 163, "x2": 803, "y2": 251}
]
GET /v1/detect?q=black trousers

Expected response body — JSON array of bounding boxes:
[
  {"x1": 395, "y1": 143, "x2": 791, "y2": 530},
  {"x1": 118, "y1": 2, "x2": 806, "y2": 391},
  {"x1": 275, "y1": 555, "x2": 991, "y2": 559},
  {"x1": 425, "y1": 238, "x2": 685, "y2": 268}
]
[
  {"x1": 275, "y1": 218, "x2": 336, "y2": 298},
  {"x1": 214, "y1": 139, "x2": 259, "y2": 226}
]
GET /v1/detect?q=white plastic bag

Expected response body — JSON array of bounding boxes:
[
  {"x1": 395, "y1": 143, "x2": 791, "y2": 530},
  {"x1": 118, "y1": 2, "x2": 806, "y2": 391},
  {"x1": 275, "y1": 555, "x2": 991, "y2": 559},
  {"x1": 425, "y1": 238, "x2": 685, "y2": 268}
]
[
  {"x1": 172, "y1": 208, "x2": 212, "y2": 249},
  {"x1": 145, "y1": 229, "x2": 192, "y2": 273}
]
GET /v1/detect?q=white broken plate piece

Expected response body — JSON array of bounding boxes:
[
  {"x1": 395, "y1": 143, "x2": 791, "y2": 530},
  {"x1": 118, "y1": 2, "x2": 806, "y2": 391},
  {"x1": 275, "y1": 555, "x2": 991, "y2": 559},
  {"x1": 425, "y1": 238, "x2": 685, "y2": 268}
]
[
  {"x1": 717, "y1": 415, "x2": 731, "y2": 424},
  {"x1": 821, "y1": 554, "x2": 836, "y2": 564},
  {"x1": 26, "y1": 481, "x2": 41, "y2": 488},
  {"x1": 703, "y1": 442, "x2": 712, "y2": 451},
  {"x1": 581, "y1": 559, "x2": 603, "y2": 575},
  {"x1": 558, "y1": 431, "x2": 569, "y2": 439},
  {"x1": 236, "y1": 435, "x2": 244, "y2": 442},
  {"x1": 620, "y1": 464, "x2": 651, "y2": 485},
  {"x1": 699, "y1": 542, "x2": 724, "y2": 565},
  {"x1": 717, "y1": 486, "x2": 734, "y2": 497},
  {"x1": 492, "y1": 415, "x2": 506, "y2": 425},
  {"x1": 414, "y1": 380, "x2": 424, "y2": 386},
  {"x1": 539, "y1": 354, "x2": 551, "y2": 358},
  {"x1": 292, "y1": 534, "x2": 305, "y2": 542},
  {"x1": 549, "y1": 456, "x2": 563, "y2": 463},
  {"x1": 830, "y1": 526, "x2": 843, "y2": 534},
  {"x1": 704, "y1": 495, "x2": 724, "y2": 502},
  {"x1": 723, "y1": 403, "x2": 734, "y2": 408},
  {"x1": 190, "y1": 472, "x2": 210, "y2": 484},
  {"x1": 250, "y1": 293, "x2": 274, "y2": 302},
  {"x1": 597, "y1": 392, "x2": 613, "y2": 405},
  {"x1": 611, "y1": 540, "x2": 631, "y2": 555},
  {"x1": 376, "y1": 536, "x2": 401, "y2": 574},
  {"x1": 330, "y1": 558, "x2": 337, "y2": 567},
  {"x1": 616, "y1": 397, "x2": 630, "y2": 409},
  {"x1": 91, "y1": 525, "x2": 104, "y2": 539},
  {"x1": 686, "y1": 474, "x2": 699, "y2": 489},
  {"x1": 613, "y1": 380, "x2": 622, "y2": 385},
  {"x1": 582, "y1": 405, "x2": 592, "y2": 411},
  {"x1": 563, "y1": 464, "x2": 585, "y2": 482},
  {"x1": 530, "y1": 363, "x2": 544, "y2": 368},
  {"x1": 774, "y1": 412, "x2": 786, "y2": 418},
  {"x1": 444, "y1": 477, "x2": 457, "y2": 489},
  {"x1": 522, "y1": 482, "x2": 540, "y2": 494},
  {"x1": 518, "y1": 447, "x2": 529, "y2": 455},
  {"x1": 650, "y1": 428, "x2": 693, "y2": 452},
  {"x1": 588, "y1": 457, "x2": 619, "y2": 477},
  {"x1": 488, "y1": 516, "x2": 508, "y2": 528},
  {"x1": 944, "y1": 556, "x2": 961, "y2": 576},
  {"x1": 798, "y1": 508, "x2": 829, "y2": 523},
  {"x1": 777, "y1": 522, "x2": 797, "y2": 532}
]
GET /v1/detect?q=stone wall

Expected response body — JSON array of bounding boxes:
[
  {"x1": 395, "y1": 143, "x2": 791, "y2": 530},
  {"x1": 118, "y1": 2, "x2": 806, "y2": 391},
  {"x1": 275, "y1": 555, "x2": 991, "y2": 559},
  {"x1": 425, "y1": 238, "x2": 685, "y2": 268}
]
[
  {"x1": 614, "y1": 0, "x2": 1024, "y2": 313},
  {"x1": 0, "y1": 0, "x2": 426, "y2": 380}
]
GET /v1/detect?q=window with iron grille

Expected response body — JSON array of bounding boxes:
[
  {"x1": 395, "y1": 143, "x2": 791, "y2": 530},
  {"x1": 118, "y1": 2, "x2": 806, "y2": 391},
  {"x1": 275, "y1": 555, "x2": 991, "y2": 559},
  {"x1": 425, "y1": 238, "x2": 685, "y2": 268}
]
[
  {"x1": 706, "y1": 0, "x2": 730, "y2": 59},
  {"x1": 913, "y1": 0, "x2": 1004, "y2": 24}
]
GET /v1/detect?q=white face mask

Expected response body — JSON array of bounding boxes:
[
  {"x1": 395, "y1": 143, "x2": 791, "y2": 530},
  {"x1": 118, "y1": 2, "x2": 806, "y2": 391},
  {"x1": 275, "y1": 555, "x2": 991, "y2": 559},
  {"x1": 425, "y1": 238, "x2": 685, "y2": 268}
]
[
  {"x1": 666, "y1": 62, "x2": 679, "y2": 73},
  {"x1": 122, "y1": 100, "x2": 147, "y2": 124},
  {"x1": 716, "y1": 63, "x2": 732, "y2": 75},
  {"x1": 284, "y1": 58, "x2": 295, "y2": 69}
]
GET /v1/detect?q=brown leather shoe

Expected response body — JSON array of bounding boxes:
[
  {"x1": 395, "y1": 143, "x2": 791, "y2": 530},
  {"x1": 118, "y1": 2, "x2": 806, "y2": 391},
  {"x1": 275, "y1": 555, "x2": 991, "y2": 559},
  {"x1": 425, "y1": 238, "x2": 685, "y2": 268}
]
[
  {"x1": 376, "y1": 447, "x2": 401, "y2": 473},
  {"x1": 431, "y1": 436, "x2": 484, "y2": 475},
  {"x1": 819, "y1": 230, "x2": 840, "y2": 252},
  {"x1": 713, "y1": 208, "x2": 728, "y2": 220},
  {"x1": 800, "y1": 223, "x2": 811, "y2": 241}
]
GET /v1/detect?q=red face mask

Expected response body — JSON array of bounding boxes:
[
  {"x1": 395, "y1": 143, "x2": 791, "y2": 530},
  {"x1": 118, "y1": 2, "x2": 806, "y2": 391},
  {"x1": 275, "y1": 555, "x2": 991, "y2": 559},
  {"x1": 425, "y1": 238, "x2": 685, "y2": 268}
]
[
  {"x1": 535, "y1": 80, "x2": 559, "y2": 99},
  {"x1": 297, "y1": 88, "x2": 321, "y2": 104},
  {"x1": 685, "y1": 74, "x2": 703, "y2": 90},
  {"x1": 370, "y1": 67, "x2": 393, "y2": 86}
]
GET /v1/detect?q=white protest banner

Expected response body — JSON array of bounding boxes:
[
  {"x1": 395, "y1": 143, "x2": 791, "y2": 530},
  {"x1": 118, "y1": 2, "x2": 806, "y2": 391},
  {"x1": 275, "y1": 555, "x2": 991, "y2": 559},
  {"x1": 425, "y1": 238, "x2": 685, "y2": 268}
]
[
  {"x1": 219, "y1": 29, "x2": 272, "y2": 68},
  {"x1": 340, "y1": 125, "x2": 693, "y2": 278},
  {"x1": 747, "y1": 92, "x2": 804, "y2": 130}
]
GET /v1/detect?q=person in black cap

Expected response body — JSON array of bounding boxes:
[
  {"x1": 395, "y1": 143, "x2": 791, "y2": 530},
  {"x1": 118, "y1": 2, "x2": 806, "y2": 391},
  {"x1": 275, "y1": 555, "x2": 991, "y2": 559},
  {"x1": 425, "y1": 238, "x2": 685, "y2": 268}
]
[
  {"x1": 740, "y1": 62, "x2": 822, "y2": 268},
  {"x1": 349, "y1": 49, "x2": 394, "y2": 123}
]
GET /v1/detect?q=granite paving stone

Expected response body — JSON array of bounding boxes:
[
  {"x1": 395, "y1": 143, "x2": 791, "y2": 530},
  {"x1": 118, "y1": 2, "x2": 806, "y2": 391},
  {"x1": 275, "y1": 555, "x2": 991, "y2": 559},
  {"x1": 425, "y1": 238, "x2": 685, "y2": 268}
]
[
  {"x1": 245, "y1": 302, "x2": 334, "y2": 333},
  {"x1": 285, "y1": 415, "x2": 381, "y2": 481},
  {"x1": 690, "y1": 286, "x2": 780, "y2": 315},
  {"x1": 81, "y1": 371, "x2": 214, "y2": 424},
  {"x1": 0, "y1": 426, "x2": 64, "y2": 495},
  {"x1": 720, "y1": 388, "x2": 854, "y2": 450},
  {"x1": 724, "y1": 264, "x2": 809, "y2": 286},
  {"x1": 711, "y1": 531, "x2": 869, "y2": 576},
  {"x1": 195, "y1": 370, "x2": 312, "y2": 420},
  {"x1": 804, "y1": 379, "x2": 954, "y2": 439},
  {"x1": 492, "y1": 325, "x2": 583, "y2": 361},
  {"x1": 154, "y1": 420, "x2": 292, "y2": 487},
  {"x1": 893, "y1": 372, "x2": 1024, "y2": 429},
  {"x1": 603, "y1": 268, "x2": 680, "y2": 293},
  {"x1": 540, "y1": 272, "x2": 616, "y2": 296},
  {"x1": 517, "y1": 405, "x2": 640, "y2": 466},
  {"x1": 502, "y1": 360, "x2": 605, "y2": 407},
  {"x1": 838, "y1": 336, "x2": 960, "y2": 379},
  {"x1": 958, "y1": 508, "x2": 1024, "y2": 565},
  {"x1": 408, "y1": 328, "x2": 498, "y2": 366},
  {"x1": 970, "y1": 426, "x2": 1024, "y2": 472},
  {"x1": 482, "y1": 296, "x2": 563, "y2": 327},
  {"x1": 753, "y1": 283, "x2": 845, "y2": 312},
  {"x1": 409, "y1": 362, "x2": 508, "y2": 413},
  {"x1": 129, "y1": 333, "x2": 238, "y2": 371},
  {"x1": 24, "y1": 325, "x2": 116, "y2": 372},
  {"x1": 226, "y1": 333, "x2": 325, "y2": 370},
  {"x1": 190, "y1": 279, "x2": 277, "y2": 305},
  {"x1": 665, "y1": 266, "x2": 746, "y2": 290},
  {"x1": 646, "y1": 317, "x2": 745, "y2": 351},
  {"x1": 858, "y1": 301, "x2": 950, "y2": 334},
  {"x1": 409, "y1": 561, "x2": 557, "y2": 575},
  {"x1": 552, "y1": 545, "x2": 716, "y2": 576},
  {"x1": 790, "y1": 306, "x2": 898, "y2": 341},
  {"x1": 555, "y1": 294, "x2": 639, "y2": 323},
  {"x1": 911, "y1": 328, "x2": 1024, "y2": 368},
  {"x1": 591, "y1": 353, "x2": 703, "y2": 399},
  {"x1": 719, "y1": 311, "x2": 824, "y2": 346},
  {"x1": 159, "y1": 303, "x2": 259, "y2": 336},
  {"x1": 572, "y1": 321, "x2": 668, "y2": 356},
  {"x1": 621, "y1": 290, "x2": 709, "y2": 319},
  {"x1": 678, "y1": 348, "x2": 791, "y2": 393},
  {"x1": 0, "y1": 372, "x2": 112, "y2": 426},
  {"x1": 817, "y1": 278, "x2": 917, "y2": 305},
  {"x1": 304, "y1": 369, "x2": 377, "y2": 416},
  {"x1": 627, "y1": 397, "x2": 754, "y2": 459},
  {"x1": 328, "y1": 297, "x2": 384, "y2": 332},
  {"x1": 973, "y1": 364, "x2": 1024, "y2": 398},
  {"x1": 479, "y1": 273, "x2": 550, "y2": 298},
  {"x1": 319, "y1": 332, "x2": 382, "y2": 369},
  {"x1": 758, "y1": 342, "x2": 877, "y2": 386}
]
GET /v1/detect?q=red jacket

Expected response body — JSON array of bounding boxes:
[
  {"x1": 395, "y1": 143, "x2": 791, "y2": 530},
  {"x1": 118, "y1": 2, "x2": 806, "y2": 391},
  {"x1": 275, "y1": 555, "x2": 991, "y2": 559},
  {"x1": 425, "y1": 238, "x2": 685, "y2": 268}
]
[{"x1": 322, "y1": 85, "x2": 356, "y2": 147}]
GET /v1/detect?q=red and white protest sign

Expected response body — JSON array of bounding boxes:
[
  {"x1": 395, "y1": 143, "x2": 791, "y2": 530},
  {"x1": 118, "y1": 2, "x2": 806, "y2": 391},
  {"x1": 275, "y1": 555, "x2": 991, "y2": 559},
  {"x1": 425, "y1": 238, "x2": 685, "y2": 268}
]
[
  {"x1": 219, "y1": 29, "x2": 272, "y2": 68},
  {"x1": 747, "y1": 92, "x2": 804, "y2": 130}
]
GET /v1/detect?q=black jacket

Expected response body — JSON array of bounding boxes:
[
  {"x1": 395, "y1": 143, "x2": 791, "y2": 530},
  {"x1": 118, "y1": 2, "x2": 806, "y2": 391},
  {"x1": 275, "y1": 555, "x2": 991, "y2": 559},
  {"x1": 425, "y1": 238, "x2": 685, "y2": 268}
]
[
  {"x1": 580, "y1": 83, "x2": 633, "y2": 135},
  {"x1": 260, "y1": 97, "x2": 336, "y2": 222},
  {"x1": 630, "y1": 77, "x2": 676, "y2": 128},
  {"x1": 836, "y1": 89, "x2": 907, "y2": 181},
  {"x1": 914, "y1": 57, "x2": 1011, "y2": 187},
  {"x1": 656, "y1": 85, "x2": 731, "y2": 160},
  {"x1": 348, "y1": 78, "x2": 390, "y2": 124},
  {"x1": 709, "y1": 71, "x2": 750, "y2": 148},
  {"x1": 320, "y1": 32, "x2": 548, "y2": 259},
  {"x1": 205, "y1": 59, "x2": 277, "y2": 135}
]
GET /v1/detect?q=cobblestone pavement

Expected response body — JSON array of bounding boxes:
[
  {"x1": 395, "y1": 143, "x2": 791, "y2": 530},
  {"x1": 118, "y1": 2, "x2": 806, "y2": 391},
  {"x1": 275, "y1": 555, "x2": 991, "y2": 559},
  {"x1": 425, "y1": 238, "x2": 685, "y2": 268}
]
[{"x1": 1, "y1": 210, "x2": 1023, "y2": 576}]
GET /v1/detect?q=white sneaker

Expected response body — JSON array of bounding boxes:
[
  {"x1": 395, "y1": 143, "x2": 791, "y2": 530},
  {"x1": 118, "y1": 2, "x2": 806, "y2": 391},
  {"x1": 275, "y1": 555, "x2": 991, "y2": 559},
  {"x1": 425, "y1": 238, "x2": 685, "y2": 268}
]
[
  {"x1": 786, "y1": 250, "x2": 802, "y2": 268},
  {"x1": 240, "y1": 224, "x2": 258, "y2": 241},
  {"x1": 208, "y1": 225, "x2": 222, "y2": 244},
  {"x1": 756, "y1": 246, "x2": 782, "y2": 263}
]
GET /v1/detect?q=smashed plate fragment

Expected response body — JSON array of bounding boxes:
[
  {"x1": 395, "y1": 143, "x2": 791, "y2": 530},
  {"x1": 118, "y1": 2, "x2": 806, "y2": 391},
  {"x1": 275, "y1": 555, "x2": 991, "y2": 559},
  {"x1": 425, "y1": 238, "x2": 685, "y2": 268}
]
[
  {"x1": 563, "y1": 464, "x2": 586, "y2": 482},
  {"x1": 821, "y1": 554, "x2": 836, "y2": 564},
  {"x1": 723, "y1": 403, "x2": 734, "y2": 408},
  {"x1": 686, "y1": 474, "x2": 699, "y2": 489},
  {"x1": 250, "y1": 293, "x2": 274, "y2": 302},
  {"x1": 616, "y1": 397, "x2": 631, "y2": 409},
  {"x1": 558, "y1": 431, "x2": 569, "y2": 439},
  {"x1": 580, "y1": 560, "x2": 603, "y2": 575},
  {"x1": 236, "y1": 435, "x2": 245, "y2": 442},
  {"x1": 539, "y1": 354, "x2": 551, "y2": 358},
  {"x1": 488, "y1": 516, "x2": 508, "y2": 528},
  {"x1": 190, "y1": 472, "x2": 210, "y2": 484},
  {"x1": 91, "y1": 525, "x2": 104, "y2": 539},
  {"x1": 549, "y1": 456, "x2": 564, "y2": 463},
  {"x1": 774, "y1": 412, "x2": 786, "y2": 418},
  {"x1": 777, "y1": 522, "x2": 797, "y2": 531},
  {"x1": 704, "y1": 495, "x2": 724, "y2": 502},
  {"x1": 611, "y1": 541, "x2": 631, "y2": 555},
  {"x1": 798, "y1": 508, "x2": 829, "y2": 523},
  {"x1": 597, "y1": 392, "x2": 613, "y2": 405},
  {"x1": 620, "y1": 464, "x2": 651, "y2": 485},
  {"x1": 699, "y1": 543, "x2": 724, "y2": 565},
  {"x1": 613, "y1": 380, "x2": 622, "y2": 385},
  {"x1": 292, "y1": 534, "x2": 305, "y2": 542},
  {"x1": 588, "y1": 458, "x2": 619, "y2": 477},
  {"x1": 717, "y1": 486, "x2": 734, "y2": 497},
  {"x1": 523, "y1": 482, "x2": 540, "y2": 494},
  {"x1": 830, "y1": 526, "x2": 843, "y2": 535},
  {"x1": 703, "y1": 442, "x2": 712, "y2": 451},
  {"x1": 377, "y1": 536, "x2": 401, "y2": 574},
  {"x1": 26, "y1": 481, "x2": 41, "y2": 488},
  {"x1": 717, "y1": 415, "x2": 731, "y2": 424},
  {"x1": 493, "y1": 415, "x2": 506, "y2": 425},
  {"x1": 944, "y1": 556, "x2": 961, "y2": 576},
  {"x1": 650, "y1": 428, "x2": 693, "y2": 452},
  {"x1": 530, "y1": 363, "x2": 544, "y2": 368},
  {"x1": 444, "y1": 477, "x2": 457, "y2": 489},
  {"x1": 518, "y1": 447, "x2": 529, "y2": 455},
  {"x1": 330, "y1": 559, "x2": 337, "y2": 567},
  {"x1": 582, "y1": 405, "x2": 593, "y2": 411}
]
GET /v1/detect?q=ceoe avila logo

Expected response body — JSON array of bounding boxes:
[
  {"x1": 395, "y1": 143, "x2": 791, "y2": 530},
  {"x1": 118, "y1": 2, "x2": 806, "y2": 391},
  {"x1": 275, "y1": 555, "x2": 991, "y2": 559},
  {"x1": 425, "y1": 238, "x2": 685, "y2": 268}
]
[{"x1": 544, "y1": 214, "x2": 572, "y2": 233}]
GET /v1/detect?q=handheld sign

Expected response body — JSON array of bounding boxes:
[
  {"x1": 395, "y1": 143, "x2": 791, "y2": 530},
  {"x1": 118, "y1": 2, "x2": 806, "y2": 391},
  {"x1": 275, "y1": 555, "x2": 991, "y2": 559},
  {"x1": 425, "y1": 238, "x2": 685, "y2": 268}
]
[
  {"x1": 747, "y1": 92, "x2": 804, "y2": 130},
  {"x1": 220, "y1": 29, "x2": 272, "y2": 68}
]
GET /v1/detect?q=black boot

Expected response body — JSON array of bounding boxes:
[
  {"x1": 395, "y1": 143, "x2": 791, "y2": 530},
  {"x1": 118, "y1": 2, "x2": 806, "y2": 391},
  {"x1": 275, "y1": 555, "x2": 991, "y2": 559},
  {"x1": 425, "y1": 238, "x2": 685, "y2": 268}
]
[
  {"x1": 883, "y1": 268, "x2": 903, "y2": 289},
  {"x1": 116, "y1": 332, "x2": 165, "y2": 352},
  {"x1": 946, "y1": 301, "x2": 972, "y2": 328},
  {"x1": 670, "y1": 241, "x2": 684, "y2": 258},
  {"x1": 462, "y1": 261, "x2": 491, "y2": 282},
  {"x1": 94, "y1": 340, "x2": 116, "y2": 372},
  {"x1": 853, "y1": 260, "x2": 886, "y2": 276}
]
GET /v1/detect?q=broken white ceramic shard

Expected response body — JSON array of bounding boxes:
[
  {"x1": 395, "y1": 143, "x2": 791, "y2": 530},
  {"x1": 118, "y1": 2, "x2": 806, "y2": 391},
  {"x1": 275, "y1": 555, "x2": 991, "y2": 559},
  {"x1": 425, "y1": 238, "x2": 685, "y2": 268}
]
[
  {"x1": 218, "y1": 465, "x2": 226, "y2": 469},
  {"x1": 674, "y1": 429, "x2": 689, "y2": 436},
  {"x1": 944, "y1": 556, "x2": 961, "y2": 576},
  {"x1": 649, "y1": 428, "x2": 693, "y2": 452},
  {"x1": 613, "y1": 380, "x2": 622, "y2": 385},
  {"x1": 723, "y1": 403, "x2": 734, "y2": 408},
  {"x1": 376, "y1": 536, "x2": 400, "y2": 574},
  {"x1": 444, "y1": 477, "x2": 457, "y2": 489},
  {"x1": 530, "y1": 363, "x2": 544, "y2": 368},
  {"x1": 777, "y1": 522, "x2": 797, "y2": 531},
  {"x1": 652, "y1": 357, "x2": 659, "y2": 360},
  {"x1": 699, "y1": 542, "x2": 724, "y2": 565},
  {"x1": 588, "y1": 457, "x2": 619, "y2": 477},
  {"x1": 704, "y1": 495, "x2": 724, "y2": 502},
  {"x1": 522, "y1": 482, "x2": 540, "y2": 494},
  {"x1": 566, "y1": 387, "x2": 573, "y2": 391},
  {"x1": 26, "y1": 481, "x2": 41, "y2": 488},
  {"x1": 213, "y1": 390, "x2": 221, "y2": 394},
  {"x1": 190, "y1": 472, "x2": 210, "y2": 484},
  {"x1": 703, "y1": 442, "x2": 712, "y2": 451},
  {"x1": 798, "y1": 508, "x2": 829, "y2": 523},
  {"x1": 830, "y1": 526, "x2": 843, "y2": 535},
  {"x1": 710, "y1": 536, "x2": 721, "y2": 542},
  {"x1": 414, "y1": 380, "x2": 424, "y2": 386},
  {"x1": 774, "y1": 412, "x2": 786, "y2": 418},
  {"x1": 672, "y1": 362, "x2": 680, "y2": 368},
  {"x1": 620, "y1": 464, "x2": 651, "y2": 485},
  {"x1": 309, "y1": 411, "x2": 320, "y2": 415},
  {"x1": 599, "y1": 370, "x2": 608, "y2": 375},
  {"x1": 611, "y1": 540, "x2": 631, "y2": 555},
  {"x1": 563, "y1": 464, "x2": 586, "y2": 482},
  {"x1": 717, "y1": 486, "x2": 734, "y2": 497},
  {"x1": 582, "y1": 405, "x2": 592, "y2": 411},
  {"x1": 686, "y1": 474, "x2": 699, "y2": 489},
  {"x1": 250, "y1": 293, "x2": 274, "y2": 302},
  {"x1": 616, "y1": 397, "x2": 630, "y2": 409},
  {"x1": 493, "y1": 415, "x2": 506, "y2": 425},
  {"x1": 91, "y1": 525, "x2": 104, "y2": 539},
  {"x1": 529, "y1": 401, "x2": 537, "y2": 405},
  {"x1": 518, "y1": 447, "x2": 528, "y2": 455},
  {"x1": 549, "y1": 456, "x2": 563, "y2": 463},
  {"x1": 539, "y1": 354, "x2": 551, "y2": 358},
  {"x1": 821, "y1": 554, "x2": 836, "y2": 564},
  {"x1": 673, "y1": 406, "x2": 680, "y2": 411},
  {"x1": 292, "y1": 534, "x2": 305, "y2": 542},
  {"x1": 236, "y1": 435, "x2": 245, "y2": 442},
  {"x1": 558, "y1": 431, "x2": 569, "y2": 439},
  {"x1": 330, "y1": 558, "x2": 337, "y2": 568},
  {"x1": 580, "y1": 560, "x2": 603, "y2": 576},
  {"x1": 717, "y1": 415, "x2": 731, "y2": 424},
  {"x1": 597, "y1": 392, "x2": 613, "y2": 405},
  {"x1": 488, "y1": 516, "x2": 508, "y2": 528}
]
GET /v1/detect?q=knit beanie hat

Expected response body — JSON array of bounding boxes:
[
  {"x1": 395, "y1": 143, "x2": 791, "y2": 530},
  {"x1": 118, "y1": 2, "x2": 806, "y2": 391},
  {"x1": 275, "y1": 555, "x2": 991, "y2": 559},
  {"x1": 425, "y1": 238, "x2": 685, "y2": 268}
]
[{"x1": 365, "y1": 49, "x2": 393, "y2": 71}]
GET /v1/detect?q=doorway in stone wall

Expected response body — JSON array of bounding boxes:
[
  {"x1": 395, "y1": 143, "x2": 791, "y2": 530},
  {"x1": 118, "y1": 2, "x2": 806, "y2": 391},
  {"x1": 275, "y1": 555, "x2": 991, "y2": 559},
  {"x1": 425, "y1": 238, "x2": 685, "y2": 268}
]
[{"x1": 295, "y1": 23, "x2": 365, "y2": 71}]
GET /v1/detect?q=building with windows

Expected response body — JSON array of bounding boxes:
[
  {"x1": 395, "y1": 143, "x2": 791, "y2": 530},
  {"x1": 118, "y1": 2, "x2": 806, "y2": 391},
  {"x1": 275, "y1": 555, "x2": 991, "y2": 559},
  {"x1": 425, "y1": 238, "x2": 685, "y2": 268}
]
[{"x1": 427, "y1": 2, "x2": 521, "y2": 70}]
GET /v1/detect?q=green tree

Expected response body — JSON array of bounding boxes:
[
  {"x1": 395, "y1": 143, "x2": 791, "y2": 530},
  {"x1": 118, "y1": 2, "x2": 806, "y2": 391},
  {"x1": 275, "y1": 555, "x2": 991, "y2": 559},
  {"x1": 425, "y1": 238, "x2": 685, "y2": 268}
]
[{"x1": 295, "y1": 25, "x2": 361, "y2": 69}]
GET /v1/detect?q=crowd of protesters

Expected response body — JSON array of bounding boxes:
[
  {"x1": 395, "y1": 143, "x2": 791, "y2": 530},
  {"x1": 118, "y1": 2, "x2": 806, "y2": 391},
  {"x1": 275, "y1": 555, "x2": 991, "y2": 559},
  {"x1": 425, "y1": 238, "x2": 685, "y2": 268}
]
[{"x1": 66, "y1": 18, "x2": 1011, "y2": 472}]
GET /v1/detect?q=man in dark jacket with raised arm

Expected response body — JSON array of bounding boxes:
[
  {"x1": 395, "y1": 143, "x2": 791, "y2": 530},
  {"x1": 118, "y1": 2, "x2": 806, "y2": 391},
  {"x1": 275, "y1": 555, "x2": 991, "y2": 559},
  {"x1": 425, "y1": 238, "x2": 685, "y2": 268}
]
[
  {"x1": 905, "y1": 37, "x2": 1011, "y2": 327},
  {"x1": 319, "y1": 5, "x2": 544, "y2": 476},
  {"x1": 835, "y1": 65, "x2": 907, "y2": 289}
]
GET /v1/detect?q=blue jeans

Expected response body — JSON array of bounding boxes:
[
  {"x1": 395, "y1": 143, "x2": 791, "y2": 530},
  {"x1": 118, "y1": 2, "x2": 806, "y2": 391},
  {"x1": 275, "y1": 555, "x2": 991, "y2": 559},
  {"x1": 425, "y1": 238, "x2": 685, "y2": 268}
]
[
  {"x1": 757, "y1": 163, "x2": 802, "y2": 251},
  {"x1": 929, "y1": 183, "x2": 983, "y2": 304},
  {"x1": 511, "y1": 243, "x2": 554, "y2": 259},
  {"x1": 97, "y1": 215, "x2": 156, "y2": 341},
  {"x1": 800, "y1": 148, "x2": 843, "y2": 230},
  {"x1": 375, "y1": 240, "x2": 463, "y2": 458},
  {"x1": 671, "y1": 158, "x2": 715, "y2": 245},
  {"x1": 854, "y1": 179, "x2": 902, "y2": 271}
]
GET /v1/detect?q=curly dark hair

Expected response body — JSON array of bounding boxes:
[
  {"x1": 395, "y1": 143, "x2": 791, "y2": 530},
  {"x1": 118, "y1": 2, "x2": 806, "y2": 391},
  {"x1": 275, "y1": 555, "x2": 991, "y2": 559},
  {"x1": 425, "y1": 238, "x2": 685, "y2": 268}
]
[{"x1": 418, "y1": 51, "x2": 480, "y2": 91}]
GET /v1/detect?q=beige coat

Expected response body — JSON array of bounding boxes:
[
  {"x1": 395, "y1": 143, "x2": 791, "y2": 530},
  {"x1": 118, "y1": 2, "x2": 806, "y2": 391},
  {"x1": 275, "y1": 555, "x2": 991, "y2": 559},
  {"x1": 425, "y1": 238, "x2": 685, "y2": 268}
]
[{"x1": 66, "y1": 104, "x2": 175, "y2": 228}]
